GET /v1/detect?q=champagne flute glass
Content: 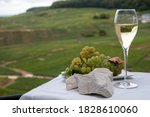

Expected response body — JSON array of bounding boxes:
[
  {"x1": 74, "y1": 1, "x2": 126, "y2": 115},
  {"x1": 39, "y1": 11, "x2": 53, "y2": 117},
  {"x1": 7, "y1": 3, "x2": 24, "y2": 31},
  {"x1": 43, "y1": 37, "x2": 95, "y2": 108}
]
[{"x1": 114, "y1": 9, "x2": 138, "y2": 89}]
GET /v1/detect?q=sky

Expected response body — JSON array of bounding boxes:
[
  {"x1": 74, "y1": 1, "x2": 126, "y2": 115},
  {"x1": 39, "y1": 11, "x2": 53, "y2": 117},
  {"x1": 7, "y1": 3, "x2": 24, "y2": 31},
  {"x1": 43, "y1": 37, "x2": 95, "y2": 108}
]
[{"x1": 0, "y1": 0, "x2": 58, "y2": 16}]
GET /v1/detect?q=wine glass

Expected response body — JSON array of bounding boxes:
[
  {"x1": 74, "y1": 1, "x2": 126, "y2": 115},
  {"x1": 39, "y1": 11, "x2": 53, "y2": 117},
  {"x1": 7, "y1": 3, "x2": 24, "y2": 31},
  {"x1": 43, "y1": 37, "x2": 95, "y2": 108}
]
[{"x1": 114, "y1": 9, "x2": 138, "y2": 89}]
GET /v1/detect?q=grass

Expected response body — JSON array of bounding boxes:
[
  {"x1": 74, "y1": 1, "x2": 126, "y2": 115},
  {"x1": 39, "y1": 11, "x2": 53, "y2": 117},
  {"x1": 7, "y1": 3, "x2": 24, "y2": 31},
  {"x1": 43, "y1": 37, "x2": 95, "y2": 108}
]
[
  {"x1": 0, "y1": 8, "x2": 115, "y2": 30},
  {"x1": 0, "y1": 78, "x2": 50, "y2": 96},
  {"x1": 0, "y1": 67, "x2": 20, "y2": 75},
  {"x1": 0, "y1": 8, "x2": 150, "y2": 96},
  {"x1": 0, "y1": 78, "x2": 7, "y2": 81}
]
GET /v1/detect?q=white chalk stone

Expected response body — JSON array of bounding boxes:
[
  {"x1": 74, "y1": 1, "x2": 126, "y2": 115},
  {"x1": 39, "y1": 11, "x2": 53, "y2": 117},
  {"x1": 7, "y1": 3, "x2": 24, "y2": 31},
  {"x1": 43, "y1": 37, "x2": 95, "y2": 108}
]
[
  {"x1": 75, "y1": 71, "x2": 113, "y2": 98},
  {"x1": 92, "y1": 68, "x2": 113, "y2": 81},
  {"x1": 66, "y1": 75, "x2": 78, "y2": 90},
  {"x1": 65, "y1": 68, "x2": 113, "y2": 97}
]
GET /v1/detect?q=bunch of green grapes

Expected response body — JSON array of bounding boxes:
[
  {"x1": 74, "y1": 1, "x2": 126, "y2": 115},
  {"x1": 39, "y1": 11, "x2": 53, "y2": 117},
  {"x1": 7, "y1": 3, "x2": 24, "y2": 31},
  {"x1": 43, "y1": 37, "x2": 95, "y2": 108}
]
[{"x1": 64, "y1": 46, "x2": 123, "y2": 77}]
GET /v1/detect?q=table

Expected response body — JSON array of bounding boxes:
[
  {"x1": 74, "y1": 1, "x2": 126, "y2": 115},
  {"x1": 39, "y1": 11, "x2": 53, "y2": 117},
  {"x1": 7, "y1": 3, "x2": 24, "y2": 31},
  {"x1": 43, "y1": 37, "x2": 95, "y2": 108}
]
[{"x1": 20, "y1": 72, "x2": 150, "y2": 100}]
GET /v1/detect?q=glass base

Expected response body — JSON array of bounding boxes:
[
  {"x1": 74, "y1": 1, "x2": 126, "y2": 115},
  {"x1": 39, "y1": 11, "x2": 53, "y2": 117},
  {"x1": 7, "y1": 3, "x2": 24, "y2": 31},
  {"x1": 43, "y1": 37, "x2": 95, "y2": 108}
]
[{"x1": 114, "y1": 81, "x2": 138, "y2": 89}]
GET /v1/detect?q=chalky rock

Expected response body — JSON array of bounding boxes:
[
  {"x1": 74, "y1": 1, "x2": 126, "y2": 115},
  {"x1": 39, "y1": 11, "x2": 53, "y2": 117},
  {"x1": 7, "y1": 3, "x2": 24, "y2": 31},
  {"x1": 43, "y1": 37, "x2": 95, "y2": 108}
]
[
  {"x1": 75, "y1": 69, "x2": 113, "y2": 97},
  {"x1": 65, "y1": 68, "x2": 113, "y2": 97},
  {"x1": 92, "y1": 68, "x2": 113, "y2": 81},
  {"x1": 66, "y1": 75, "x2": 78, "y2": 90}
]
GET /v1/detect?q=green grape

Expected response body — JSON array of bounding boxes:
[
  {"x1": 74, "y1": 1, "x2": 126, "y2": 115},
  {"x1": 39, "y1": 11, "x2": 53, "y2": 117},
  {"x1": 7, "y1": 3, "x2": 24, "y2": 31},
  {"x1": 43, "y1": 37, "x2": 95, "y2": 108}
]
[
  {"x1": 91, "y1": 56, "x2": 98, "y2": 67},
  {"x1": 80, "y1": 46, "x2": 96, "y2": 59},
  {"x1": 100, "y1": 54, "x2": 105, "y2": 59},
  {"x1": 82, "y1": 63, "x2": 87, "y2": 67},
  {"x1": 106, "y1": 56, "x2": 111, "y2": 59},
  {"x1": 94, "y1": 51, "x2": 100, "y2": 56},
  {"x1": 89, "y1": 47, "x2": 95, "y2": 53},
  {"x1": 65, "y1": 46, "x2": 123, "y2": 77},
  {"x1": 70, "y1": 64, "x2": 74, "y2": 69},
  {"x1": 82, "y1": 46, "x2": 89, "y2": 52},
  {"x1": 72, "y1": 57, "x2": 82, "y2": 65},
  {"x1": 91, "y1": 56, "x2": 96, "y2": 61},
  {"x1": 108, "y1": 62, "x2": 124, "y2": 76},
  {"x1": 101, "y1": 59, "x2": 108, "y2": 67},
  {"x1": 80, "y1": 51, "x2": 85, "y2": 58},
  {"x1": 95, "y1": 56, "x2": 99, "y2": 60},
  {"x1": 81, "y1": 67, "x2": 87, "y2": 74},
  {"x1": 80, "y1": 51, "x2": 88, "y2": 58},
  {"x1": 86, "y1": 67, "x2": 91, "y2": 73},
  {"x1": 106, "y1": 62, "x2": 112, "y2": 69},
  {"x1": 87, "y1": 58, "x2": 95, "y2": 67},
  {"x1": 73, "y1": 65, "x2": 80, "y2": 71},
  {"x1": 94, "y1": 56, "x2": 100, "y2": 65}
]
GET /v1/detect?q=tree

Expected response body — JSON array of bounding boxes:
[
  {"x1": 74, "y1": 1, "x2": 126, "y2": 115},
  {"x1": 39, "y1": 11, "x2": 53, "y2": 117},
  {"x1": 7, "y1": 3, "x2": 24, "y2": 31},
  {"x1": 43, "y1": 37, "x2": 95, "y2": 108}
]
[{"x1": 51, "y1": 0, "x2": 150, "y2": 11}]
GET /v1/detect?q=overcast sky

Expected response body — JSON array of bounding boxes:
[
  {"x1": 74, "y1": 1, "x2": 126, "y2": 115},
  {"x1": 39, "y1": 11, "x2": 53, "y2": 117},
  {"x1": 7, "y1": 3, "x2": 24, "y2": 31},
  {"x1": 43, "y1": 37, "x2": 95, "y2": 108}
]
[{"x1": 0, "y1": 0, "x2": 58, "y2": 16}]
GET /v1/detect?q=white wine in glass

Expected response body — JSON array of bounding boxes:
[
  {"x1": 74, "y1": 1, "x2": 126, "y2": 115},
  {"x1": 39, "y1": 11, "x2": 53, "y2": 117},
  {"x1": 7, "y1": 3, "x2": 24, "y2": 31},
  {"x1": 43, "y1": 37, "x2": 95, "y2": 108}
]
[{"x1": 114, "y1": 9, "x2": 138, "y2": 89}]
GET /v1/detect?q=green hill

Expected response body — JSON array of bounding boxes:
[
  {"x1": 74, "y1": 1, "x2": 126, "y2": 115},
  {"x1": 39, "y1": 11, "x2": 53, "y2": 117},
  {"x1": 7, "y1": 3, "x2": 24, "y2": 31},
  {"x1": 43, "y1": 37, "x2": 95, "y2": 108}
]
[
  {"x1": 0, "y1": 8, "x2": 150, "y2": 75},
  {"x1": 0, "y1": 8, "x2": 114, "y2": 30}
]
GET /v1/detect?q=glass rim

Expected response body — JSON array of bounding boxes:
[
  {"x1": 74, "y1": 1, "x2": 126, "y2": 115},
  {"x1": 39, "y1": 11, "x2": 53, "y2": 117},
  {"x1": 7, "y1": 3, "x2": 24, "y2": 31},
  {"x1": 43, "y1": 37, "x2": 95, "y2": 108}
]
[
  {"x1": 116, "y1": 9, "x2": 136, "y2": 11},
  {"x1": 114, "y1": 9, "x2": 138, "y2": 24}
]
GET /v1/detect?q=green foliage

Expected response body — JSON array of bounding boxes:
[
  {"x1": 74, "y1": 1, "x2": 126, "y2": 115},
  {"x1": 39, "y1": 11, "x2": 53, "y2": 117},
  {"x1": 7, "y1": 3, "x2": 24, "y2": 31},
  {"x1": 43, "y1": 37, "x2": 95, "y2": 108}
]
[
  {"x1": 80, "y1": 30, "x2": 96, "y2": 37},
  {"x1": 98, "y1": 30, "x2": 107, "y2": 36},
  {"x1": 93, "y1": 13, "x2": 110, "y2": 19},
  {"x1": 26, "y1": 7, "x2": 50, "y2": 12},
  {"x1": 51, "y1": 0, "x2": 150, "y2": 11}
]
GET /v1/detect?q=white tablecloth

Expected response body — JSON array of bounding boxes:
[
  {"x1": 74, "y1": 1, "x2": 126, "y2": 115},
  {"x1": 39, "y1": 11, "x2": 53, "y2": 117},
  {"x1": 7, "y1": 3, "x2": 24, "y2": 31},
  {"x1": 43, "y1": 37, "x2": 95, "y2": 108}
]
[{"x1": 20, "y1": 72, "x2": 150, "y2": 100}]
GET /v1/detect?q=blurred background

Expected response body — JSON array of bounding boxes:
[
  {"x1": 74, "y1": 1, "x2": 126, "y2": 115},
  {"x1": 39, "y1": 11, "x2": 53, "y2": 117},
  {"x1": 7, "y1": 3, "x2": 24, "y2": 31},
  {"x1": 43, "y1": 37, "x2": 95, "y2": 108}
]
[{"x1": 0, "y1": 0, "x2": 150, "y2": 97}]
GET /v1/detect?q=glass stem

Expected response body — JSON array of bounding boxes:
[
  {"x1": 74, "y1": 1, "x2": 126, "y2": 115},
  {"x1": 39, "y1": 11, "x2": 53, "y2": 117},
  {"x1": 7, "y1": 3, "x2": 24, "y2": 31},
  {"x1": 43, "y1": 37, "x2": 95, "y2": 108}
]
[{"x1": 123, "y1": 48, "x2": 129, "y2": 83}]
